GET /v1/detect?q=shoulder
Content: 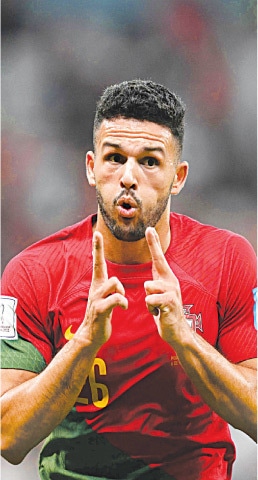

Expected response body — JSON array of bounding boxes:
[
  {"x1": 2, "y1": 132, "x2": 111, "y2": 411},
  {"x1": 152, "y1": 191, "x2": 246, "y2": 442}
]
[
  {"x1": 2, "y1": 215, "x2": 95, "y2": 282},
  {"x1": 168, "y1": 213, "x2": 256, "y2": 293},
  {"x1": 170, "y1": 212, "x2": 256, "y2": 256}
]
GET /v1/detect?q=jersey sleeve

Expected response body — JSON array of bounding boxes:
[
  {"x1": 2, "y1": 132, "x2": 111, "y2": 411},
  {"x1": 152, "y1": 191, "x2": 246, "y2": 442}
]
[
  {"x1": 217, "y1": 234, "x2": 257, "y2": 363},
  {"x1": 1, "y1": 336, "x2": 46, "y2": 372},
  {"x1": 1, "y1": 255, "x2": 55, "y2": 366}
]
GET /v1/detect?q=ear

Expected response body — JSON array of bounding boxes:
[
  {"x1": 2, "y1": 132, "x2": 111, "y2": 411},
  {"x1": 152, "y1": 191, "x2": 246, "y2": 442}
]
[
  {"x1": 86, "y1": 151, "x2": 96, "y2": 186},
  {"x1": 171, "y1": 161, "x2": 189, "y2": 195}
]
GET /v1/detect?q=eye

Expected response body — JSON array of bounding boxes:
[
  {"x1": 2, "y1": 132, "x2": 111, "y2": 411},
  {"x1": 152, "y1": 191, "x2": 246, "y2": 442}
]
[
  {"x1": 141, "y1": 157, "x2": 159, "y2": 168},
  {"x1": 107, "y1": 153, "x2": 125, "y2": 164}
]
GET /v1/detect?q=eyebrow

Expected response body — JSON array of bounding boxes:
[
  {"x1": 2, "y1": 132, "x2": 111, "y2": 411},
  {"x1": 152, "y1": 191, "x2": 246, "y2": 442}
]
[
  {"x1": 103, "y1": 142, "x2": 121, "y2": 149},
  {"x1": 102, "y1": 142, "x2": 165, "y2": 154}
]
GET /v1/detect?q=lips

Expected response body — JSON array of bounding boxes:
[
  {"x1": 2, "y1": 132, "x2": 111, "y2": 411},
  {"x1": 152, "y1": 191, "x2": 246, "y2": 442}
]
[
  {"x1": 116, "y1": 196, "x2": 138, "y2": 218},
  {"x1": 117, "y1": 196, "x2": 138, "y2": 209}
]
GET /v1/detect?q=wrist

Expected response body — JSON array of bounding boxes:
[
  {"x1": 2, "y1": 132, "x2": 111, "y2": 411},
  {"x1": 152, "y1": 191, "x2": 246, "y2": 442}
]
[
  {"x1": 164, "y1": 316, "x2": 195, "y2": 350},
  {"x1": 69, "y1": 330, "x2": 103, "y2": 358},
  {"x1": 72, "y1": 320, "x2": 109, "y2": 353}
]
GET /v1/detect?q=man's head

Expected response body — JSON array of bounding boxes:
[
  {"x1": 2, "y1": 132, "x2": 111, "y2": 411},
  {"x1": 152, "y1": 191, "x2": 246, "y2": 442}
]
[
  {"x1": 87, "y1": 80, "x2": 188, "y2": 245},
  {"x1": 93, "y1": 79, "x2": 185, "y2": 158}
]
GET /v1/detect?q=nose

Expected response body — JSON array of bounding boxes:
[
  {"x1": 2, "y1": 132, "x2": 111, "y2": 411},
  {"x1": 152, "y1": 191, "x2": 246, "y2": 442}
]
[{"x1": 120, "y1": 158, "x2": 138, "y2": 190}]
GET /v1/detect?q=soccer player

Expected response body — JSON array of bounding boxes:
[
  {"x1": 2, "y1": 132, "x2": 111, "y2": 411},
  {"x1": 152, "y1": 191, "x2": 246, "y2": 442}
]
[{"x1": 1, "y1": 79, "x2": 257, "y2": 480}]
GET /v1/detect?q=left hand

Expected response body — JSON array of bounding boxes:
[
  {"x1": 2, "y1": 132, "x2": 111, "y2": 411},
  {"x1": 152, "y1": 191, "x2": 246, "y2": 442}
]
[{"x1": 144, "y1": 227, "x2": 187, "y2": 345}]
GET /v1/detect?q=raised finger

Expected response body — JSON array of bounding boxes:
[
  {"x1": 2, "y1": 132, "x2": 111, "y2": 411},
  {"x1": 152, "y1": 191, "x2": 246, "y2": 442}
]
[
  {"x1": 145, "y1": 227, "x2": 171, "y2": 277},
  {"x1": 92, "y1": 231, "x2": 108, "y2": 283}
]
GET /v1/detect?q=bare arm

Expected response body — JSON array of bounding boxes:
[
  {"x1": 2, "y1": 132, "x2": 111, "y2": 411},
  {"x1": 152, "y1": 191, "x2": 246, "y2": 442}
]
[
  {"x1": 171, "y1": 333, "x2": 257, "y2": 440},
  {"x1": 144, "y1": 227, "x2": 257, "y2": 441},
  {"x1": 1, "y1": 232, "x2": 128, "y2": 464}
]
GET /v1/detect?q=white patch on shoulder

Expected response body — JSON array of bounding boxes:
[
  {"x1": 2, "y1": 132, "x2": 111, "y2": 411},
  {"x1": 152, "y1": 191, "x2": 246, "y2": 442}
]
[{"x1": 0, "y1": 296, "x2": 18, "y2": 339}]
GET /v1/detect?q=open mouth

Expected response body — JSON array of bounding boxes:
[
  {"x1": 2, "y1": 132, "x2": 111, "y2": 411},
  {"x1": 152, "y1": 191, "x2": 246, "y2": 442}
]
[
  {"x1": 117, "y1": 196, "x2": 138, "y2": 209},
  {"x1": 116, "y1": 198, "x2": 137, "y2": 218},
  {"x1": 115, "y1": 194, "x2": 140, "y2": 219},
  {"x1": 122, "y1": 202, "x2": 132, "y2": 210}
]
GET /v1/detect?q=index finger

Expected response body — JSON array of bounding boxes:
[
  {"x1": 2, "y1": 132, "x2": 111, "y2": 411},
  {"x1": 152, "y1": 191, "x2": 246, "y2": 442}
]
[
  {"x1": 92, "y1": 231, "x2": 108, "y2": 283},
  {"x1": 145, "y1": 227, "x2": 171, "y2": 277}
]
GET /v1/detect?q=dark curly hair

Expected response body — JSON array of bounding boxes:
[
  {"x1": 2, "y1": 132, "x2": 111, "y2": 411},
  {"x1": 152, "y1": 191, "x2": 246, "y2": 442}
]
[{"x1": 93, "y1": 79, "x2": 185, "y2": 155}]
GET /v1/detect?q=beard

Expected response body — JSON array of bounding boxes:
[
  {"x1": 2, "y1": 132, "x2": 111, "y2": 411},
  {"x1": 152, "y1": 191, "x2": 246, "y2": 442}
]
[{"x1": 95, "y1": 186, "x2": 172, "y2": 242}]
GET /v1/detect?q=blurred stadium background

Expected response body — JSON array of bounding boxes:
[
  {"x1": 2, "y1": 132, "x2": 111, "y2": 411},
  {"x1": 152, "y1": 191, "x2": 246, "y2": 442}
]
[{"x1": 1, "y1": 0, "x2": 257, "y2": 479}]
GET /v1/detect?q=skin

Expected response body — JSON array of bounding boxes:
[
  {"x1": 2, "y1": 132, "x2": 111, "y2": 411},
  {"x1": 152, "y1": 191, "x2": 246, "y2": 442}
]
[
  {"x1": 86, "y1": 118, "x2": 189, "y2": 263},
  {"x1": 1, "y1": 118, "x2": 257, "y2": 465}
]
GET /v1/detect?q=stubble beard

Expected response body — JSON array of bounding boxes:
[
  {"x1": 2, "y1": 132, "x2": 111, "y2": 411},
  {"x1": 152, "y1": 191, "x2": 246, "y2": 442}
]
[{"x1": 95, "y1": 186, "x2": 172, "y2": 242}]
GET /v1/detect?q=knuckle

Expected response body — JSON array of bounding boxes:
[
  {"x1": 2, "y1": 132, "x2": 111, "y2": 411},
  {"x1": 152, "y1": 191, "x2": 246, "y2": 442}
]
[{"x1": 109, "y1": 276, "x2": 120, "y2": 287}]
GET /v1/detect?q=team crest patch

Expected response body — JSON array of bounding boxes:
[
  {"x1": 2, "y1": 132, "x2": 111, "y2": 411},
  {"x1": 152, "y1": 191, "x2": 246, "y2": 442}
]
[
  {"x1": 183, "y1": 304, "x2": 203, "y2": 332},
  {"x1": 0, "y1": 296, "x2": 18, "y2": 340}
]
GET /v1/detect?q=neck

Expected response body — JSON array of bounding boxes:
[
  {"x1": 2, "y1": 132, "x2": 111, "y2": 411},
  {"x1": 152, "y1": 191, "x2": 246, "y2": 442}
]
[{"x1": 93, "y1": 211, "x2": 171, "y2": 264}]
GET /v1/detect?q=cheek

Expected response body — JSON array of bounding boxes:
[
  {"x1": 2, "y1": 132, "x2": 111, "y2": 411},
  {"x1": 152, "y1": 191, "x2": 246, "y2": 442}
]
[
  {"x1": 95, "y1": 178, "x2": 117, "y2": 204},
  {"x1": 144, "y1": 167, "x2": 174, "y2": 188},
  {"x1": 145, "y1": 177, "x2": 172, "y2": 197},
  {"x1": 95, "y1": 171, "x2": 114, "y2": 189}
]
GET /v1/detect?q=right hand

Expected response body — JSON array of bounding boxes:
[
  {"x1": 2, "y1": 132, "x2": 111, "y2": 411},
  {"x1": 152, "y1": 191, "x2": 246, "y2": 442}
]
[{"x1": 80, "y1": 231, "x2": 128, "y2": 348}]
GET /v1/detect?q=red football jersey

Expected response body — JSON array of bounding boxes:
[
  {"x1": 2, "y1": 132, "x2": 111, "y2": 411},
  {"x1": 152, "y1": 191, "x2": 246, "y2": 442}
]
[{"x1": 1, "y1": 213, "x2": 257, "y2": 480}]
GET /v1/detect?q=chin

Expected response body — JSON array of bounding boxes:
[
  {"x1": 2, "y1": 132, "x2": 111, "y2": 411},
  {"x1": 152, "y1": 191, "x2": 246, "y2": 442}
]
[
  {"x1": 112, "y1": 228, "x2": 146, "y2": 243},
  {"x1": 108, "y1": 220, "x2": 146, "y2": 242}
]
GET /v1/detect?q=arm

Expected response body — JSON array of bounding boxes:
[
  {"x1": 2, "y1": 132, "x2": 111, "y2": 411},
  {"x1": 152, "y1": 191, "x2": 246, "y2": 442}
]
[
  {"x1": 144, "y1": 227, "x2": 257, "y2": 441},
  {"x1": 1, "y1": 232, "x2": 128, "y2": 464}
]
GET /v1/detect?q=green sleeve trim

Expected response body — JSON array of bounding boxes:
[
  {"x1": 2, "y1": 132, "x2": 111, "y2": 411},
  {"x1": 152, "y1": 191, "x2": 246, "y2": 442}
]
[{"x1": 0, "y1": 335, "x2": 46, "y2": 373}]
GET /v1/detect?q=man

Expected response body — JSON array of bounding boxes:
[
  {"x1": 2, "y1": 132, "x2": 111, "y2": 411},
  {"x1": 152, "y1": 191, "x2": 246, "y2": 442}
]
[{"x1": 1, "y1": 79, "x2": 257, "y2": 480}]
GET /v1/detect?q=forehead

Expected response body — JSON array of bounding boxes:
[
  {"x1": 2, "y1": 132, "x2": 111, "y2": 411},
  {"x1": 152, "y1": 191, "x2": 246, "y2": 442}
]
[{"x1": 95, "y1": 118, "x2": 177, "y2": 153}]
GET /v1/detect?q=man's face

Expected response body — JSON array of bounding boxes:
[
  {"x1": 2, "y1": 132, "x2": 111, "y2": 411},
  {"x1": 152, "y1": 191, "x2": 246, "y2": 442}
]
[{"x1": 86, "y1": 118, "x2": 187, "y2": 242}]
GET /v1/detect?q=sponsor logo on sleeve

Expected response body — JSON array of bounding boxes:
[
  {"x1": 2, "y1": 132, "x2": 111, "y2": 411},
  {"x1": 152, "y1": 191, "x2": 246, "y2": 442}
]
[{"x1": 0, "y1": 296, "x2": 18, "y2": 340}]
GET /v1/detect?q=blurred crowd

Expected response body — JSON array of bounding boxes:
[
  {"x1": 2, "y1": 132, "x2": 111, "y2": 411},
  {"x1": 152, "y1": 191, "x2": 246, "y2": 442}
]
[
  {"x1": 1, "y1": 1, "x2": 257, "y2": 477},
  {"x1": 2, "y1": 0, "x2": 257, "y2": 272}
]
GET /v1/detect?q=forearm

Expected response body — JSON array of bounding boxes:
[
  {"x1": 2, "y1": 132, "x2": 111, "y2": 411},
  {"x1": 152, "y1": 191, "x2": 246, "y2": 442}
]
[
  {"x1": 1, "y1": 233, "x2": 128, "y2": 464},
  {"x1": 171, "y1": 324, "x2": 257, "y2": 441},
  {"x1": 1, "y1": 335, "x2": 99, "y2": 464}
]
